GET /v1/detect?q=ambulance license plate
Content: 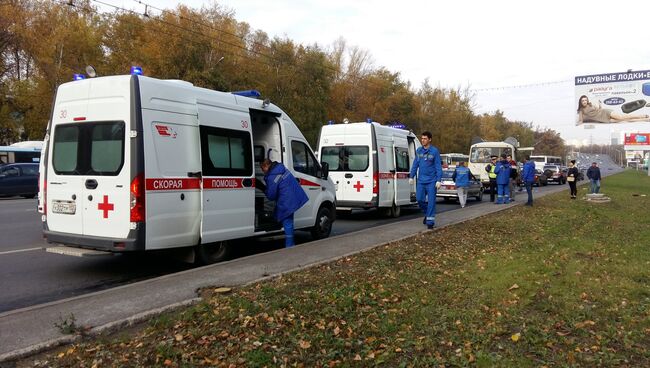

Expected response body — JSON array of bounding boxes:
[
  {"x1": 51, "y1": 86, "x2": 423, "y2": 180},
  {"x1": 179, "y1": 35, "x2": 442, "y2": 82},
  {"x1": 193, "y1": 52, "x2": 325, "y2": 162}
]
[{"x1": 52, "y1": 200, "x2": 76, "y2": 215}]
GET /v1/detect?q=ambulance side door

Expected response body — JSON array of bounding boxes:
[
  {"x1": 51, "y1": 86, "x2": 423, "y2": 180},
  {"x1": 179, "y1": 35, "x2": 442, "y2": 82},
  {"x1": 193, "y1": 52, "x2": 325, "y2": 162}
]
[
  {"x1": 198, "y1": 104, "x2": 255, "y2": 243},
  {"x1": 377, "y1": 140, "x2": 394, "y2": 207},
  {"x1": 393, "y1": 141, "x2": 411, "y2": 206},
  {"x1": 290, "y1": 139, "x2": 322, "y2": 228}
]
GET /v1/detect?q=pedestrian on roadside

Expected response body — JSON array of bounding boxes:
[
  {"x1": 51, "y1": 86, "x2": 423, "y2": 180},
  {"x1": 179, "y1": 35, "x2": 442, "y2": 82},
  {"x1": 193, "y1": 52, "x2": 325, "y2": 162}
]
[
  {"x1": 452, "y1": 161, "x2": 471, "y2": 208},
  {"x1": 506, "y1": 154, "x2": 518, "y2": 201},
  {"x1": 485, "y1": 155, "x2": 498, "y2": 202},
  {"x1": 260, "y1": 159, "x2": 309, "y2": 247},
  {"x1": 567, "y1": 160, "x2": 579, "y2": 199},
  {"x1": 521, "y1": 155, "x2": 536, "y2": 206},
  {"x1": 586, "y1": 161, "x2": 601, "y2": 194},
  {"x1": 495, "y1": 153, "x2": 511, "y2": 204},
  {"x1": 409, "y1": 131, "x2": 442, "y2": 229}
]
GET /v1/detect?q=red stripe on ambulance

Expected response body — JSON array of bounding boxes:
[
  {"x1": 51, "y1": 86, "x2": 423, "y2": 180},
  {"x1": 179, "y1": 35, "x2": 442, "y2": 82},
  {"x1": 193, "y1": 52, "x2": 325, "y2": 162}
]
[
  {"x1": 203, "y1": 178, "x2": 254, "y2": 189},
  {"x1": 145, "y1": 178, "x2": 201, "y2": 191},
  {"x1": 299, "y1": 178, "x2": 320, "y2": 187}
]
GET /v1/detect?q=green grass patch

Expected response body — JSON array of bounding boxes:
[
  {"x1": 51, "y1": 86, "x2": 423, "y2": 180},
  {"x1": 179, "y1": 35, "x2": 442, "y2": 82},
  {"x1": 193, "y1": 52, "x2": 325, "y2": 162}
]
[{"x1": 28, "y1": 171, "x2": 650, "y2": 367}]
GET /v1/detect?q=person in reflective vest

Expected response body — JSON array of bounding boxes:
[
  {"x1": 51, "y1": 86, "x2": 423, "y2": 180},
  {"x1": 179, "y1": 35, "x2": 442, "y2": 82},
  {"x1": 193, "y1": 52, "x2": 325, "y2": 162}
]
[
  {"x1": 452, "y1": 161, "x2": 471, "y2": 208},
  {"x1": 260, "y1": 159, "x2": 309, "y2": 247},
  {"x1": 485, "y1": 156, "x2": 498, "y2": 202},
  {"x1": 408, "y1": 131, "x2": 442, "y2": 229}
]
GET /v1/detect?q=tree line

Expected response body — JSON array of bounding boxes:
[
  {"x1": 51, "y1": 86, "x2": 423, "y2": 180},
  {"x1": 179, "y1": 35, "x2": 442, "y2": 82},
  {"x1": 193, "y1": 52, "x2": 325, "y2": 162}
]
[{"x1": 0, "y1": 0, "x2": 566, "y2": 156}]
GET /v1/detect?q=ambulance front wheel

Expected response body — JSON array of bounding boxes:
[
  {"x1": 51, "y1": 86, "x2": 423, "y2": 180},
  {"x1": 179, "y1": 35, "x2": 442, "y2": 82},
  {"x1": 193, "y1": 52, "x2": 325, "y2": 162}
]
[
  {"x1": 195, "y1": 241, "x2": 231, "y2": 265},
  {"x1": 311, "y1": 206, "x2": 333, "y2": 240}
]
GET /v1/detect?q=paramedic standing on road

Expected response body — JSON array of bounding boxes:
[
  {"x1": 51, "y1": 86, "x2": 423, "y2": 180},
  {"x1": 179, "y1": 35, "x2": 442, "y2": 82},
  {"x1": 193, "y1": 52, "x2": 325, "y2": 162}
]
[
  {"x1": 260, "y1": 159, "x2": 309, "y2": 247},
  {"x1": 409, "y1": 131, "x2": 442, "y2": 229}
]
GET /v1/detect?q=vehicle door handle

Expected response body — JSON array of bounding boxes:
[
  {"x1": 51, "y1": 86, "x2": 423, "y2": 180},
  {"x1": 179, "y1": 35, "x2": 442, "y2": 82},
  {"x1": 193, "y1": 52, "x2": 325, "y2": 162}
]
[
  {"x1": 85, "y1": 179, "x2": 98, "y2": 190},
  {"x1": 389, "y1": 170, "x2": 396, "y2": 174},
  {"x1": 242, "y1": 178, "x2": 253, "y2": 187},
  {"x1": 345, "y1": 173, "x2": 353, "y2": 178},
  {"x1": 188, "y1": 171, "x2": 202, "y2": 178}
]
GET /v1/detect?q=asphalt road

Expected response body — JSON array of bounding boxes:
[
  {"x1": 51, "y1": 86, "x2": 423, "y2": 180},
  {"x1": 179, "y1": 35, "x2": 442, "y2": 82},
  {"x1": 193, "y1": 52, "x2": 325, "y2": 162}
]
[{"x1": 0, "y1": 177, "x2": 589, "y2": 314}]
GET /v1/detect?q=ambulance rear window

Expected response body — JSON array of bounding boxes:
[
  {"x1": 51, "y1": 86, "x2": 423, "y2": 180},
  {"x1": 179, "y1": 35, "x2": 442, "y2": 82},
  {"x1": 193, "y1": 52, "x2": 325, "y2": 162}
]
[
  {"x1": 320, "y1": 146, "x2": 369, "y2": 172},
  {"x1": 52, "y1": 122, "x2": 125, "y2": 176}
]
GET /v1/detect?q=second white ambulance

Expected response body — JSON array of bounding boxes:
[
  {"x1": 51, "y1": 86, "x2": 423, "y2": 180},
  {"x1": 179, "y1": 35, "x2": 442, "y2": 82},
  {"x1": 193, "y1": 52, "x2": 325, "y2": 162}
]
[{"x1": 316, "y1": 121, "x2": 420, "y2": 217}]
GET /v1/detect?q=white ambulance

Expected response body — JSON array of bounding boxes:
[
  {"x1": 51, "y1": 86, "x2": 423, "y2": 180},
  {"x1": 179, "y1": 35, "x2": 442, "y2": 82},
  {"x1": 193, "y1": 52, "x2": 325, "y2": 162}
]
[
  {"x1": 316, "y1": 122, "x2": 420, "y2": 217},
  {"x1": 40, "y1": 73, "x2": 336, "y2": 264}
]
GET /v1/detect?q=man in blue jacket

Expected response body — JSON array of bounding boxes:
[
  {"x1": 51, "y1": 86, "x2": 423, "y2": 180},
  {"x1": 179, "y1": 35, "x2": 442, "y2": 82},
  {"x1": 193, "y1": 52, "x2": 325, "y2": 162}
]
[
  {"x1": 521, "y1": 155, "x2": 536, "y2": 206},
  {"x1": 495, "y1": 154, "x2": 511, "y2": 204},
  {"x1": 260, "y1": 159, "x2": 309, "y2": 247},
  {"x1": 409, "y1": 131, "x2": 442, "y2": 229},
  {"x1": 586, "y1": 162, "x2": 601, "y2": 193}
]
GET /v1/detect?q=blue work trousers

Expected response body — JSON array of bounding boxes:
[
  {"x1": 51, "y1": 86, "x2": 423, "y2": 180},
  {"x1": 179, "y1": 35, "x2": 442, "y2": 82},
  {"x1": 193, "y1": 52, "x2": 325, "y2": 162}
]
[
  {"x1": 524, "y1": 182, "x2": 533, "y2": 205},
  {"x1": 416, "y1": 181, "x2": 437, "y2": 226},
  {"x1": 496, "y1": 184, "x2": 510, "y2": 204},
  {"x1": 282, "y1": 214, "x2": 295, "y2": 247}
]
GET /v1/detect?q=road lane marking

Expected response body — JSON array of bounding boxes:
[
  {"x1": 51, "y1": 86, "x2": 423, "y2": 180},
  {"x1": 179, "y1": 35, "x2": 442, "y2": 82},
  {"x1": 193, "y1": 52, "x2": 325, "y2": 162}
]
[{"x1": 0, "y1": 247, "x2": 42, "y2": 255}]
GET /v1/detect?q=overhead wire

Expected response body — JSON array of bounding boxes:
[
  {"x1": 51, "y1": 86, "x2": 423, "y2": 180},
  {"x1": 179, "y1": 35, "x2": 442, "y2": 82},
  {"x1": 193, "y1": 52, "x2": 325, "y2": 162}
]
[{"x1": 83, "y1": 0, "x2": 386, "y2": 90}]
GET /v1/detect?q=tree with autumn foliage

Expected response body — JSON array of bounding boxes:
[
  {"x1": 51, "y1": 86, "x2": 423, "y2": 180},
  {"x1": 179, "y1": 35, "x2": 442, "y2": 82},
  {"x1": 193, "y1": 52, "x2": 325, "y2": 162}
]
[{"x1": 0, "y1": 0, "x2": 556, "y2": 154}]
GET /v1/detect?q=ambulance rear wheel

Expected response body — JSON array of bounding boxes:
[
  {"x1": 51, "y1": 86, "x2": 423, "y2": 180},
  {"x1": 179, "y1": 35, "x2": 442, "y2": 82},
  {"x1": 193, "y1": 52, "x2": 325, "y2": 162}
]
[
  {"x1": 311, "y1": 206, "x2": 333, "y2": 240},
  {"x1": 195, "y1": 241, "x2": 231, "y2": 265},
  {"x1": 388, "y1": 204, "x2": 401, "y2": 218}
]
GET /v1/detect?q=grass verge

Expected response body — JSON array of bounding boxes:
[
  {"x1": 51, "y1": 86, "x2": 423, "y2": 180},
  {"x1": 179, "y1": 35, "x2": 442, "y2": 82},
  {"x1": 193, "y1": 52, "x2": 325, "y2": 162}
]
[{"x1": 22, "y1": 171, "x2": 650, "y2": 367}]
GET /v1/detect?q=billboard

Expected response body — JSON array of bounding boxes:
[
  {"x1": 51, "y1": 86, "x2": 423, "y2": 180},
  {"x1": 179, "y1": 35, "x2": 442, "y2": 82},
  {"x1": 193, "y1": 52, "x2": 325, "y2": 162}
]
[
  {"x1": 624, "y1": 133, "x2": 650, "y2": 150},
  {"x1": 575, "y1": 70, "x2": 650, "y2": 125}
]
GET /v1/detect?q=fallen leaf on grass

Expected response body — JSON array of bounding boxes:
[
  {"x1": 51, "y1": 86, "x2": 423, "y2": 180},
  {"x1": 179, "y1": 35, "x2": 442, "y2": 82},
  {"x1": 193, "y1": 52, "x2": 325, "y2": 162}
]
[
  {"x1": 511, "y1": 333, "x2": 521, "y2": 342},
  {"x1": 214, "y1": 287, "x2": 232, "y2": 294},
  {"x1": 508, "y1": 284, "x2": 519, "y2": 291},
  {"x1": 299, "y1": 340, "x2": 311, "y2": 349}
]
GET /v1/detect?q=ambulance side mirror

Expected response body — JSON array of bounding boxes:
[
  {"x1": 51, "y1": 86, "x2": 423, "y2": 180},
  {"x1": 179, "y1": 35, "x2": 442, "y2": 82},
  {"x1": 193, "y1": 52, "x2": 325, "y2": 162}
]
[{"x1": 320, "y1": 161, "x2": 329, "y2": 180}]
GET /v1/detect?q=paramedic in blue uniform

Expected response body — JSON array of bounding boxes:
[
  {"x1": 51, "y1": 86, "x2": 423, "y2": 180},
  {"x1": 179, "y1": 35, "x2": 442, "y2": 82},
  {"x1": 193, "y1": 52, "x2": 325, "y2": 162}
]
[
  {"x1": 260, "y1": 159, "x2": 309, "y2": 247},
  {"x1": 409, "y1": 131, "x2": 442, "y2": 229},
  {"x1": 495, "y1": 153, "x2": 512, "y2": 204}
]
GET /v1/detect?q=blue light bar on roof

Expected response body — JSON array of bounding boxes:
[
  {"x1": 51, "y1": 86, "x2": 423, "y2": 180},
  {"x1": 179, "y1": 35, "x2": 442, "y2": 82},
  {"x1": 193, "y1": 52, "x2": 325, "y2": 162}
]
[
  {"x1": 232, "y1": 90, "x2": 261, "y2": 98},
  {"x1": 130, "y1": 66, "x2": 143, "y2": 75},
  {"x1": 73, "y1": 74, "x2": 85, "y2": 81},
  {"x1": 366, "y1": 118, "x2": 372, "y2": 124}
]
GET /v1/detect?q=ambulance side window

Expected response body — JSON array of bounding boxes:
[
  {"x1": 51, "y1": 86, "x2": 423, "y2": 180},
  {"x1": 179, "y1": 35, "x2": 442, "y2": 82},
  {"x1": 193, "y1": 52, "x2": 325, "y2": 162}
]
[
  {"x1": 291, "y1": 141, "x2": 319, "y2": 177},
  {"x1": 395, "y1": 148, "x2": 410, "y2": 172},
  {"x1": 200, "y1": 126, "x2": 252, "y2": 177}
]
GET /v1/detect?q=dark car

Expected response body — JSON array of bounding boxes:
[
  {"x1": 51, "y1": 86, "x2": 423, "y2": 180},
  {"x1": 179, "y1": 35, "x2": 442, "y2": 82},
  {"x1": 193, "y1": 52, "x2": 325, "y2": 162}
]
[
  {"x1": 518, "y1": 168, "x2": 548, "y2": 187},
  {"x1": 543, "y1": 165, "x2": 566, "y2": 185},
  {"x1": 0, "y1": 163, "x2": 39, "y2": 198}
]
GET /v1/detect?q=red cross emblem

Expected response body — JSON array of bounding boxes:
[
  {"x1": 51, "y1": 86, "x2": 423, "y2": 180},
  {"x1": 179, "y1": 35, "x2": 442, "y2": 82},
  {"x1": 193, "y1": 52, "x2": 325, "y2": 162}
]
[
  {"x1": 353, "y1": 180, "x2": 364, "y2": 192},
  {"x1": 98, "y1": 195, "x2": 114, "y2": 219}
]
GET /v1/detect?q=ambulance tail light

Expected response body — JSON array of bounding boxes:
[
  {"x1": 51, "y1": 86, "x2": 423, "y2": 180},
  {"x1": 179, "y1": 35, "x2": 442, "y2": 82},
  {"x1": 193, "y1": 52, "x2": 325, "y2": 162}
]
[
  {"x1": 130, "y1": 173, "x2": 145, "y2": 222},
  {"x1": 373, "y1": 172, "x2": 378, "y2": 194}
]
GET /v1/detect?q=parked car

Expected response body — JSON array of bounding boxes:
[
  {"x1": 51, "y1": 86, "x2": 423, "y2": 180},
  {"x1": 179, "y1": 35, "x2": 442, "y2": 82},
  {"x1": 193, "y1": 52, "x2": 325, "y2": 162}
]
[
  {"x1": 0, "y1": 163, "x2": 39, "y2": 198},
  {"x1": 543, "y1": 164, "x2": 566, "y2": 185},
  {"x1": 517, "y1": 168, "x2": 548, "y2": 187},
  {"x1": 437, "y1": 169, "x2": 484, "y2": 202}
]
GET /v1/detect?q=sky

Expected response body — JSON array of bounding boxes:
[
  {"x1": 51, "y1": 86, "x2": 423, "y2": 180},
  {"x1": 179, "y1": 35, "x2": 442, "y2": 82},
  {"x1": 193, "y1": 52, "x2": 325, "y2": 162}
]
[{"x1": 103, "y1": 0, "x2": 650, "y2": 146}]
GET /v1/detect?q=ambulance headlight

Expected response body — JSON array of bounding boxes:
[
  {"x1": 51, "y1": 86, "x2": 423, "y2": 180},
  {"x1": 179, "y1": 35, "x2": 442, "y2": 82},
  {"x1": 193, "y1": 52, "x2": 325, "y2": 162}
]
[
  {"x1": 130, "y1": 66, "x2": 143, "y2": 75},
  {"x1": 73, "y1": 74, "x2": 85, "y2": 81}
]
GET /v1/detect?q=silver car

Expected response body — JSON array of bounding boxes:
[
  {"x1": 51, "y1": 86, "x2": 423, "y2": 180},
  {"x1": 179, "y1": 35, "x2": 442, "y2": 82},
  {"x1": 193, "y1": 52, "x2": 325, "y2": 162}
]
[{"x1": 436, "y1": 168, "x2": 484, "y2": 202}]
